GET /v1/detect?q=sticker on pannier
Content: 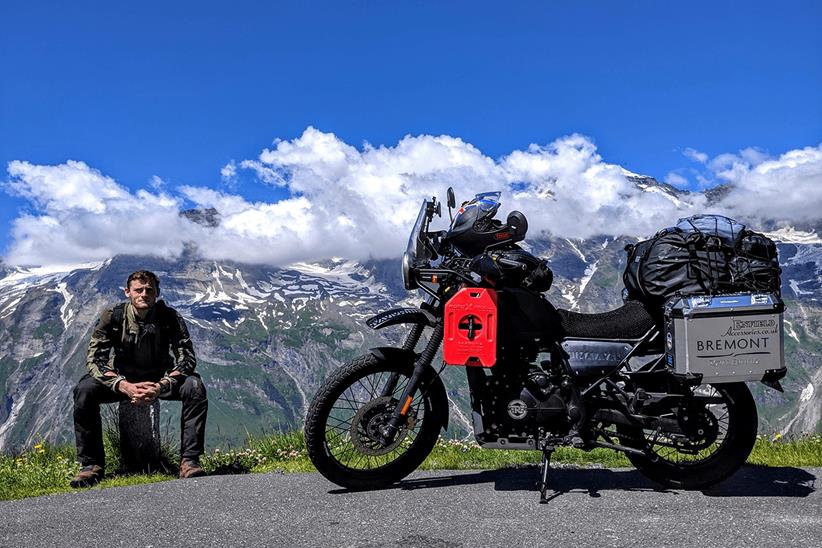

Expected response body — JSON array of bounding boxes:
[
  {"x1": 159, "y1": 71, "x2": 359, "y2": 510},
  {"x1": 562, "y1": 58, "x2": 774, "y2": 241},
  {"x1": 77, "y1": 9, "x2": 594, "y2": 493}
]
[{"x1": 444, "y1": 288, "x2": 498, "y2": 367}]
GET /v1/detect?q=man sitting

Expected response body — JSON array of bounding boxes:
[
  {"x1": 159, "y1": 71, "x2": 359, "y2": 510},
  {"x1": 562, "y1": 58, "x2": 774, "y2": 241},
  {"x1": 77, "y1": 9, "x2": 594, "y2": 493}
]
[{"x1": 71, "y1": 270, "x2": 208, "y2": 487}]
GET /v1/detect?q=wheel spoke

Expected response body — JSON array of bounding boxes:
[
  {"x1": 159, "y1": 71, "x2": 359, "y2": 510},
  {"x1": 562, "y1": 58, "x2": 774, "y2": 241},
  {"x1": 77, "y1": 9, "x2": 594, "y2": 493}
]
[
  {"x1": 641, "y1": 385, "x2": 736, "y2": 466},
  {"x1": 320, "y1": 366, "x2": 431, "y2": 472}
]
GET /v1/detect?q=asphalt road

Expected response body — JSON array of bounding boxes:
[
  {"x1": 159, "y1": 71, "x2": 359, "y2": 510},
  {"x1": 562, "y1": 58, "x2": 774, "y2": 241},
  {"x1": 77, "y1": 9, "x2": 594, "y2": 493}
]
[{"x1": 2, "y1": 465, "x2": 819, "y2": 548}]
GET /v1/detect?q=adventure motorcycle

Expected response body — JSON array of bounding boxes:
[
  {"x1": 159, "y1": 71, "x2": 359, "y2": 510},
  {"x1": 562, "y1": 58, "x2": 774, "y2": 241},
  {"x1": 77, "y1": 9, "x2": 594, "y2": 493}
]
[{"x1": 304, "y1": 190, "x2": 786, "y2": 501}]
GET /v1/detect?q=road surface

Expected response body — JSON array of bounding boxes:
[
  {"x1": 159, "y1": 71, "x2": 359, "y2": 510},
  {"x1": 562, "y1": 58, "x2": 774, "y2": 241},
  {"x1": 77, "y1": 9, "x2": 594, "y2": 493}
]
[{"x1": 1, "y1": 465, "x2": 819, "y2": 547}]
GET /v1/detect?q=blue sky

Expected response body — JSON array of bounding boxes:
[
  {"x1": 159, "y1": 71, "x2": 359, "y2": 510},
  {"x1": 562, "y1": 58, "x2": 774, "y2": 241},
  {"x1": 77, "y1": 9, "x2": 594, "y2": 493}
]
[{"x1": 1, "y1": 0, "x2": 821, "y2": 266}]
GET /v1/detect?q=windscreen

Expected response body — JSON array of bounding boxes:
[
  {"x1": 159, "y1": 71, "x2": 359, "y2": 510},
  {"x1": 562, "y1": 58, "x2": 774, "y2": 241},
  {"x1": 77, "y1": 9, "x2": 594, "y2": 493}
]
[
  {"x1": 402, "y1": 199, "x2": 433, "y2": 289},
  {"x1": 405, "y1": 199, "x2": 431, "y2": 265}
]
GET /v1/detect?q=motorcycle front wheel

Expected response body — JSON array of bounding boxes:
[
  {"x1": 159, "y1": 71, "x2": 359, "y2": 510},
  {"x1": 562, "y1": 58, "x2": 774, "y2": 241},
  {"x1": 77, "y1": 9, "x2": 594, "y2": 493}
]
[
  {"x1": 304, "y1": 353, "x2": 445, "y2": 490},
  {"x1": 621, "y1": 382, "x2": 758, "y2": 490}
]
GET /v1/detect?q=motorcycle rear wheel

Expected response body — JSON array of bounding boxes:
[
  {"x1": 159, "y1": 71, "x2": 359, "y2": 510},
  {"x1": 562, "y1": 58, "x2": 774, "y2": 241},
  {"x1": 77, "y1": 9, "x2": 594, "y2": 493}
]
[
  {"x1": 621, "y1": 382, "x2": 758, "y2": 490},
  {"x1": 304, "y1": 353, "x2": 445, "y2": 490}
]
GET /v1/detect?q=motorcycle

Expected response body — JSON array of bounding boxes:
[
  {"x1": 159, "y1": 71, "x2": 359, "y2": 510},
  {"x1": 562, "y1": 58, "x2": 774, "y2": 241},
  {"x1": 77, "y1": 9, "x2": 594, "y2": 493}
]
[{"x1": 305, "y1": 189, "x2": 786, "y2": 501}]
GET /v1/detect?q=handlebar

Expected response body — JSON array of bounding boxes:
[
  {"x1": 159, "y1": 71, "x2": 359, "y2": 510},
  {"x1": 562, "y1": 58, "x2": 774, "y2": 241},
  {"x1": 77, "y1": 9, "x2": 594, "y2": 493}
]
[{"x1": 495, "y1": 256, "x2": 528, "y2": 270}]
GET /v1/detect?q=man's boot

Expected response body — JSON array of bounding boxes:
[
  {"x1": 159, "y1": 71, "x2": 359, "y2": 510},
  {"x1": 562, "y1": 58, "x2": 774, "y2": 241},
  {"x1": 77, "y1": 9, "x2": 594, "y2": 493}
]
[
  {"x1": 70, "y1": 464, "x2": 104, "y2": 488},
  {"x1": 179, "y1": 459, "x2": 206, "y2": 479}
]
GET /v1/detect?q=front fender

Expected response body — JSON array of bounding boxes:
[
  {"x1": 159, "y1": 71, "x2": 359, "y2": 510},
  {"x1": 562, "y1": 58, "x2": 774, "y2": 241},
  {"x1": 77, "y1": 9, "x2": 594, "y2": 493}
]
[
  {"x1": 368, "y1": 346, "x2": 449, "y2": 432},
  {"x1": 366, "y1": 308, "x2": 437, "y2": 330}
]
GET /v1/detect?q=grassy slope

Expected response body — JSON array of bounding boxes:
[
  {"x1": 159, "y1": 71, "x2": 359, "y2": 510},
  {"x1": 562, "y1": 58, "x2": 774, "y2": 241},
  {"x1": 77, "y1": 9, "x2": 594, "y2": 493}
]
[{"x1": 3, "y1": 432, "x2": 821, "y2": 501}]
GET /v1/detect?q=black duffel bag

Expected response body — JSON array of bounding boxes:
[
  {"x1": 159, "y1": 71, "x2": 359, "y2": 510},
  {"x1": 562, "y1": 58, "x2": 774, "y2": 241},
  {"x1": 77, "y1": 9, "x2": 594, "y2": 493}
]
[
  {"x1": 730, "y1": 230, "x2": 781, "y2": 293},
  {"x1": 623, "y1": 215, "x2": 781, "y2": 306}
]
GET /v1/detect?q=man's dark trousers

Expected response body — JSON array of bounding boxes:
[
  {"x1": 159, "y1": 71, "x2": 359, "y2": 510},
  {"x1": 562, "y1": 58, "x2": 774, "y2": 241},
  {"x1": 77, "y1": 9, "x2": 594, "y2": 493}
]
[{"x1": 73, "y1": 373, "x2": 208, "y2": 467}]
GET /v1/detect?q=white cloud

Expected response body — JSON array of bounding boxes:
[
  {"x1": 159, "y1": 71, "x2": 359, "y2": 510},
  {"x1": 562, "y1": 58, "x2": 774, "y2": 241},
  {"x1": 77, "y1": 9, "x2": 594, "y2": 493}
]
[
  {"x1": 2, "y1": 130, "x2": 820, "y2": 267},
  {"x1": 4, "y1": 161, "x2": 192, "y2": 265},
  {"x1": 150, "y1": 175, "x2": 166, "y2": 190},
  {"x1": 497, "y1": 135, "x2": 705, "y2": 238},
  {"x1": 676, "y1": 144, "x2": 822, "y2": 224},
  {"x1": 715, "y1": 145, "x2": 822, "y2": 224},
  {"x1": 220, "y1": 161, "x2": 237, "y2": 183},
  {"x1": 665, "y1": 172, "x2": 689, "y2": 187},
  {"x1": 684, "y1": 147, "x2": 709, "y2": 164},
  {"x1": 7, "y1": 160, "x2": 130, "y2": 214}
]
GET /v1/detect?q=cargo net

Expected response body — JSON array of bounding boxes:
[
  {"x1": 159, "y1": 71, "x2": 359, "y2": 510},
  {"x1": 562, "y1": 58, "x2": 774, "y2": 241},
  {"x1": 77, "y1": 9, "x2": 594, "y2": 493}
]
[
  {"x1": 623, "y1": 214, "x2": 781, "y2": 306},
  {"x1": 679, "y1": 215, "x2": 781, "y2": 295}
]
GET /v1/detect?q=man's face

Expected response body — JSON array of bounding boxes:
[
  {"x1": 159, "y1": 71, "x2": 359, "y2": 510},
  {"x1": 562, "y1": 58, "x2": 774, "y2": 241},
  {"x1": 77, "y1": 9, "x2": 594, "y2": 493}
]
[{"x1": 125, "y1": 279, "x2": 158, "y2": 310}]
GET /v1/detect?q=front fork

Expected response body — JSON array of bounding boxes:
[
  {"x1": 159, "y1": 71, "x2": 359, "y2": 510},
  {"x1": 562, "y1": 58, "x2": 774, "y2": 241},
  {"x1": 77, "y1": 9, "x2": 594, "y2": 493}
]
[
  {"x1": 378, "y1": 323, "x2": 425, "y2": 398},
  {"x1": 379, "y1": 323, "x2": 444, "y2": 443}
]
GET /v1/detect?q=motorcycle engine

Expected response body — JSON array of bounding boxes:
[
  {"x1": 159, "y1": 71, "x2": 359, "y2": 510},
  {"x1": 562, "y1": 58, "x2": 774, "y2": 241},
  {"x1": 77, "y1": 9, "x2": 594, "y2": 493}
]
[
  {"x1": 473, "y1": 365, "x2": 570, "y2": 446},
  {"x1": 506, "y1": 369, "x2": 566, "y2": 430},
  {"x1": 507, "y1": 370, "x2": 568, "y2": 426}
]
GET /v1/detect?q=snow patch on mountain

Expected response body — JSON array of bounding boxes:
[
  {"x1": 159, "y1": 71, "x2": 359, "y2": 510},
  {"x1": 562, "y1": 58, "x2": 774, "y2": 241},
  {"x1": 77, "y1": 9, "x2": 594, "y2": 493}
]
[
  {"x1": 620, "y1": 168, "x2": 648, "y2": 179},
  {"x1": 560, "y1": 284, "x2": 578, "y2": 310},
  {"x1": 789, "y1": 280, "x2": 814, "y2": 297},
  {"x1": 53, "y1": 282, "x2": 75, "y2": 328},
  {"x1": 0, "y1": 297, "x2": 22, "y2": 319},
  {"x1": 0, "y1": 261, "x2": 104, "y2": 320},
  {"x1": 781, "y1": 368, "x2": 822, "y2": 435},
  {"x1": 565, "y1": 239, "x2": 587, "y2": 262},
  {"x1": 639, "y1": 183, "x2": 688, "y2": 208},
  {"x1": 0, "y1": 392, "x2": 27, "y2": 448},
  {"x1": 0, "y1": 261, "x2": 102, "y2": 291},
  {"x1": 0, "y1": 261, "x2": 105, "y2": 289},
  {"x1": 764, "y1": 227, "x2": 822, "y2": 245},
  {"x1": 800, "y1": 383, "x2": 814, "y2": 403},
  {"x1": 257, "y1": 310, "x2": 269, "y2": 331},
  {"x1": 447, "y1": 395, "x2": 474, "y2": 438},
  {"x1": 578, "y1": 261, "x2": 599, "y2": 298},
  {"x1": 783, "y1": 320, "x2": 800, "y2": 344}
]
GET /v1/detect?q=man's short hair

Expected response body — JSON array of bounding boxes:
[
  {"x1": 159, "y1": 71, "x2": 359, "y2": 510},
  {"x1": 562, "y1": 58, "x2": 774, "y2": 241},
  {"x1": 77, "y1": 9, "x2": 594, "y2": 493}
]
[{"x1": 126, "y1": 270, "x2": 160, "y2": 290}]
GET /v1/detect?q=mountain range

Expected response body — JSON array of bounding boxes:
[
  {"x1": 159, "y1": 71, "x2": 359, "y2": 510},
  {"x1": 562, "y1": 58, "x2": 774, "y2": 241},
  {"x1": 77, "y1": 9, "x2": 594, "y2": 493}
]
[{"x1": 0, "y1": 177, "x2": 820, "y2": 452}]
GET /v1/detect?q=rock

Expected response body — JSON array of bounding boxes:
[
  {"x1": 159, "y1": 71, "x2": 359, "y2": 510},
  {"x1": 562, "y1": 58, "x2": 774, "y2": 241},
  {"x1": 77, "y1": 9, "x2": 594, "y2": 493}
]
[{"x1": 118, "y1": 400, "x2": 161, "y2": 473}]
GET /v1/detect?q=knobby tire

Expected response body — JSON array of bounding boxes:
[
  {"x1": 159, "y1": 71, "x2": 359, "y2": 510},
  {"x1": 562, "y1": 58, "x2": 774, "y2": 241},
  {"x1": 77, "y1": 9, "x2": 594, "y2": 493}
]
[
  {"x1": 622, "y1": 382, "x2": 757, "y2": 490},
  {"x1": 304, "y1": 353, "x2": 445, "y2": 490}
]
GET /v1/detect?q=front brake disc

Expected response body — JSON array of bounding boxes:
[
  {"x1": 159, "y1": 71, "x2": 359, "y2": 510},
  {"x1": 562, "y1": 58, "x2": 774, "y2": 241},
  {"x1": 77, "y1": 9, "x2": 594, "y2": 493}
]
[{"x1": 350, "y1": 396, "x2": 410, "y2": 456}]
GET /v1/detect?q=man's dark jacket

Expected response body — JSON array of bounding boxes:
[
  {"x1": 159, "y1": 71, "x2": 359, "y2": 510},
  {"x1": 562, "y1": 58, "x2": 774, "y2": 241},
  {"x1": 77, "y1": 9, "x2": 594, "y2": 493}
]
[{"x1": 86, "y1": 300, "x2": 196, "y2": 391}]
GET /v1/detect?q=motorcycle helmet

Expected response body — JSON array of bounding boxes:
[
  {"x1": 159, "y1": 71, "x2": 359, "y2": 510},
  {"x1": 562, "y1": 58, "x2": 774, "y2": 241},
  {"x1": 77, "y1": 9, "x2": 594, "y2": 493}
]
[{"x1": 445, "y1": 191, "x2": 527, "y2": 256}]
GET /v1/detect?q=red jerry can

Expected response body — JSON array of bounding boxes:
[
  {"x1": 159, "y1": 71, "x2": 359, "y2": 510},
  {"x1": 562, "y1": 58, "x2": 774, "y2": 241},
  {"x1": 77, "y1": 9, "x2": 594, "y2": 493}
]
[{"x1": 443, "y1": 287, "x2": 498, "y2": 367}]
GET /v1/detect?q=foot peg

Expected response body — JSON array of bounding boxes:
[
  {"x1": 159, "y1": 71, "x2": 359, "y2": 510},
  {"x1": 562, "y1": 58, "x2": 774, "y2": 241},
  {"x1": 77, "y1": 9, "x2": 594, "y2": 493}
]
[{"x1": 563, "y1": 431, "x2": 586, "y2": 449}]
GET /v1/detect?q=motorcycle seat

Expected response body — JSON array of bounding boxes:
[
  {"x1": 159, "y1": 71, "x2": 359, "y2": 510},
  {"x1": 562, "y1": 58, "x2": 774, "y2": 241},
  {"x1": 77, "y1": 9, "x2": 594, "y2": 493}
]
[{"x1": 557, "y1": 299, "x2": 656, "y2": 340}]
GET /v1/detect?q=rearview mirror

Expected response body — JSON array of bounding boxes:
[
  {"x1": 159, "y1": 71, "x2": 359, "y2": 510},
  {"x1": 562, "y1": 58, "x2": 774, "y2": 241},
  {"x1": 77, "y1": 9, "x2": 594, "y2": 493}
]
[{"x1": 446, "y1": 187, "x2": 456, "y2": 222}]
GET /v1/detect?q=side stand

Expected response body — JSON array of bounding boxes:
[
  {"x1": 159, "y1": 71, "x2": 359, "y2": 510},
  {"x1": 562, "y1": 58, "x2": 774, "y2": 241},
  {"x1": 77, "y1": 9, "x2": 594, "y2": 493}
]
[{"x1": 537, "y1": 446, "x2": 554, "y2": 504}]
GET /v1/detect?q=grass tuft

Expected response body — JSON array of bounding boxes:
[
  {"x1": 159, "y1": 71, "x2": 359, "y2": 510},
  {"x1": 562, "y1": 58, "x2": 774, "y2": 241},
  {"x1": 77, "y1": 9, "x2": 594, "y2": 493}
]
[
  {"x1": 0, "y1": 441, "x2": 78, "y2": 500},
  {"x1": 2, "y1": 432, "x2": 820, "y2": 501},
  {"x1": 746, "y1": 434, "x2": 822, "y2": 467},
  {"x1": 420, "y1": 438, "x2": 632, "y2": 470}
]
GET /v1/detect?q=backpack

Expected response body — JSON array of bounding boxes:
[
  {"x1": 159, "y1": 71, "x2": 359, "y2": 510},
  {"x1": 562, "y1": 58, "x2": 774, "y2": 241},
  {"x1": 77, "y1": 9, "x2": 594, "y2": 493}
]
[
  {"x1": 623, "y1": 215, "x2": 781, "y2": 306},
  {"x1": 108, "y1": 300, "x2": 178, "y2": 342}
]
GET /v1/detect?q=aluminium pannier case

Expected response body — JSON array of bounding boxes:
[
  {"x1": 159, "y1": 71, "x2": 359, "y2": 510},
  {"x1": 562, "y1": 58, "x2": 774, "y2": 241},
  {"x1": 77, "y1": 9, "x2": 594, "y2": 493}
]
[{"x1": 664, "y1": 293, "x2": 785, "y2": 383}]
